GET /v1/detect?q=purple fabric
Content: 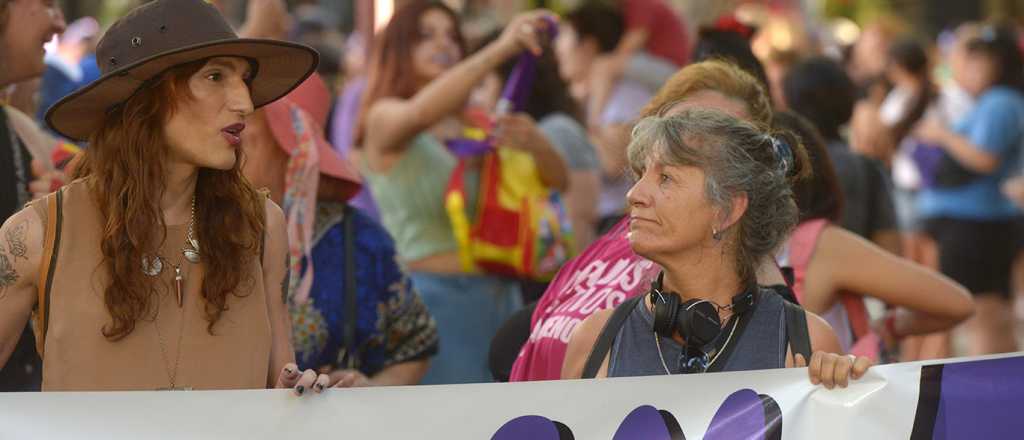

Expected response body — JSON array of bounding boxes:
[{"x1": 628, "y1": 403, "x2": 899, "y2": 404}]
[
  {"x1": 446, "y1": 138, "x2": 493, "y2": 158},
  {"x1": 932, "y1": 356, "x2": 1024, "y2": 439},
  {"x1": 498, "y1": 53, "x2": 537, "y2": 115},
  {"x1": 910, "y1": 143, "x2": 945, "y2": 189},
  {"x1": 447, "y1": 49, "x2": 540, "y2": 159},
  {"x1": 329, "y1": 77, "x2": 380, "y2": 220}
]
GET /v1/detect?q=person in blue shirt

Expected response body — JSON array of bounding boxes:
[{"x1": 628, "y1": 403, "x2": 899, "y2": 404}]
[
  {"x1": 36, "y1": 17, "x2": 100, "y2": 123},
  {"x1": 915, "y1": 24, "x2": 1024, "y2": 355},
  {"x1": 241, "y1": 73, "x2": 439, "y2": 386}
]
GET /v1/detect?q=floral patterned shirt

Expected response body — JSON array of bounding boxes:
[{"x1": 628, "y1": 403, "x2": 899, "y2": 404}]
[{"x1": 290, "y1": 202, "x2": 438, "y2": 376}]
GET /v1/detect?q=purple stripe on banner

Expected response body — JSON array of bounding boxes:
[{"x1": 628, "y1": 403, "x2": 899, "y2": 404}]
[{"x1": 932, "y1": 356, "x2": 1024, "y2": 439}]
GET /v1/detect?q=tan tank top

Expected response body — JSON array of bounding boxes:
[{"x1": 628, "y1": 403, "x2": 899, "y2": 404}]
[{"x1": 29, "y1": 181, "x2": 272, "y2": 391}]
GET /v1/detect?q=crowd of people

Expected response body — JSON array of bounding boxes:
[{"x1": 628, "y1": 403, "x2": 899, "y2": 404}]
[{"x1": 0, "y1": 0, "x2": 1020, "y2": 397}]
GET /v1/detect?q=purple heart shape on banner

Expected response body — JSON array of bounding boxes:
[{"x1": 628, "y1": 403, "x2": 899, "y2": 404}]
[
  {"x1": 612, "y1": 405, "x2": 685, "y2": 440},
  {"x1": 704, "y1": 389, "x2": 776, "y2": 440},
  {"x1": 491, "y1": 415, "x2": 573, "y2": 440}
]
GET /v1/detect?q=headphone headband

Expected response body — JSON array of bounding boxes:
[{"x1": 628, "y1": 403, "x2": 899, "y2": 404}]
[{"x1": 651, "y1": 272, "x2": 755, "y2": 313}]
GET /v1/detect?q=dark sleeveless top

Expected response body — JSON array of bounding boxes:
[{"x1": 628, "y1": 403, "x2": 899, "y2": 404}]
[{"x1": 608, "y1": 288, "x2": 789, "y2": 376}]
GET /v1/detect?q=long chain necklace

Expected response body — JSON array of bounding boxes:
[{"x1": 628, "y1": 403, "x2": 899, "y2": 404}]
[
  {"x1": 141, "y1": 195, "x2": 200, "y2": 307},
  {"x1": 153, "y1": 287, "x2": 190, "y2": 391},
  {"x1": 142, "y1": 195, "x2": 198, "y2": 390}
]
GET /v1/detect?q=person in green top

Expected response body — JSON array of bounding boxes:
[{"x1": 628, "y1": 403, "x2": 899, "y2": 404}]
[{"x1": 354, "y1": 2, "x2": 568, "y2": 384}]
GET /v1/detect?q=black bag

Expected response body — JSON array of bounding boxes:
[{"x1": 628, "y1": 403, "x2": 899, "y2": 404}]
[{"x1": 933, "y1": 151, "x2": 984, "y2": 188}]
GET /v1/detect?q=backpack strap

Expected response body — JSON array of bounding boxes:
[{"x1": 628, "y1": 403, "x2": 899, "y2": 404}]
[
  {"x1": 341, "y1": 204, "x2": 359, "y2": 369},
  {"x1": 581, "y1": 295, "x2": 644, "y2": 379},
  {"x1": 34, "y1": 188, "x2": 63, "y2": 358},
  {"x1": 783, "y1": 300, "x2": 812, "y2": 362}
]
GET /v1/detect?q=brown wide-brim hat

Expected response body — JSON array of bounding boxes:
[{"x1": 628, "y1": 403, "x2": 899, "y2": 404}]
[{"x1": 45, "y1": 0, "x2": 319, "y2": 142}]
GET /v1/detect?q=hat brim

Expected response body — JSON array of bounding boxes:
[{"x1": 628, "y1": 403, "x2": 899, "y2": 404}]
[
  {"x1": 45, "y1": 38, "x2": 319, "y2": 142},
  {"x1": 264, "y1": 100, "x2": 362, "y2": 202}
]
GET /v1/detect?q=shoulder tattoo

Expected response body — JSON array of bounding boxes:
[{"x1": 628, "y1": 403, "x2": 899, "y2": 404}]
[{"x1": 0, "y1": 245, "x2": 18, "y2": 299}]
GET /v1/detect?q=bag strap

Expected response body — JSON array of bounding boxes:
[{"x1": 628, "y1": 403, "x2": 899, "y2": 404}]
[
  {"x1": 841, "y1": 294, "x2": 871, "y2": 339},
  {"x1": 783, "y1": 300, "x2": 812, "y2": 362},
  {"x1": 581, "y1": 295, "x2": 644, "y2": 379},
  {"x1": 35, "y1": 188, "x2": 63, "y2": 358},
  {"x1": 786, "y1": 219, "x2": 828, "y2": 304},
  {"x1": 341, "y1": 204, "x2": 358, "y2": 369}
]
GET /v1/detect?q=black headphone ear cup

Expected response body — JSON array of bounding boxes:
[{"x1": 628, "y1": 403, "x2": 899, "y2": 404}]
[
  {"x1": 652, "y1": 292, "x2": 679, "y2": 339},
  {"x1": 677, "y1": 300, "x2": 722, "y2": 347}
]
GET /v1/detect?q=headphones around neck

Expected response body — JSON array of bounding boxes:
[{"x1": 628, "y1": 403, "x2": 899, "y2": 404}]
[{"x1": 650, "y1": 272, "x2": 755, "y2": 349}]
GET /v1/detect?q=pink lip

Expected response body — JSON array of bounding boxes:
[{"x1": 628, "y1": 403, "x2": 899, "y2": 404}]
[{"x1": 221, "y1": 123, "x2": 245, "y2": 147}]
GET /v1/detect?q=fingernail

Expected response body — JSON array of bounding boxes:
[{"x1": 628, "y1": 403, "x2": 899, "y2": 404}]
[
  {"x1": 284, "y1": 367, "x2": 294, "y2": 374},
  {"x1": 295, "y1": 385, "x2": 304, "y2": 395}
]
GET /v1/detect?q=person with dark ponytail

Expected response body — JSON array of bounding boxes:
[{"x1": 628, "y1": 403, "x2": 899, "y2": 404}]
[
  {"x1": 562, "y1": 109, "x2": 872, "y2": 388},
  {"x1": 775, "y1": 111, "x2": 973, "y2": 363},
  {"x1": 914, "y1": 23, "x2": 1024, "y2": 355}
]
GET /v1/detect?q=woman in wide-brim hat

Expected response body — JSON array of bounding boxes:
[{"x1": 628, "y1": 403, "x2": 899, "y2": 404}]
[{"x1": 0, "y1": 0, "x2": 337, "y2": 393}]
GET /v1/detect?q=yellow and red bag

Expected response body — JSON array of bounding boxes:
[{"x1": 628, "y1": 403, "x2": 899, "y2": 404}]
[{"x1": 444, "y1": 132, "x2": 574, "y2": 281}]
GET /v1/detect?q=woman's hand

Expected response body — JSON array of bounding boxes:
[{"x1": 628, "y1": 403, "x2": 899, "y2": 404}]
[
  {"x1": 913, "y1": 117, "x2": 951, "y2": 145},
  {"x1": 494, "y1": 10, "x2": 557, "y2": 57},
  {"x1": 275, "y1": 363, "x2": 335, "y2": 396},
  {"x1": 795, "y1": 351, "x2": 873, "y2": 389},
  {"x1": 1002, "y1": 175, "x2": 1024, "y2": 208},
  {"x1": 493, "y1": 113, "x2": 544, "y2": 152},
  {"x1": 493, "y1": 113, "x2": 570, "y2": 191}
]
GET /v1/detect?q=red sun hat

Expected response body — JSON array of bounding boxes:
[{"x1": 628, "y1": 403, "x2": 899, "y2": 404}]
[{"x1": 263, "y1": 73, "x2": 362, "y2": 201}]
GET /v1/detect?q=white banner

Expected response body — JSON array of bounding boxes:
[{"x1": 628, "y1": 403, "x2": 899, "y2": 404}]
[{"x1": 1, "y1": 353, "x2": 1022, "y2": 439}]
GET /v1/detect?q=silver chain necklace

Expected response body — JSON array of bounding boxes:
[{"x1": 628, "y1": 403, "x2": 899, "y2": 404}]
[
  {"x1": 141, "y1": 195, "x2": 200, "y2": 307},
  {"x1": 653, "y1": 311, "x2": 741, "y2": 375}
]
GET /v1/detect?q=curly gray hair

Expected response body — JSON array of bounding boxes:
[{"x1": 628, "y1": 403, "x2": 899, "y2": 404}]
[{"x1": 627, "y1": 109, "x2": 807, "y2": 286}]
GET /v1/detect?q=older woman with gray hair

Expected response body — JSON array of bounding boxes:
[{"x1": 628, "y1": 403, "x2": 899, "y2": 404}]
[{"x1": 562, "y1": 109, "x2": 872, "y2": 388}]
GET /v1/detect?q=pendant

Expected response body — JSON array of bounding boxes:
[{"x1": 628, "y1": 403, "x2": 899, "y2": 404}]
[
  {"x1": 174, "y1": 265, "x2": 184, "y2": 307},
  {"x1": 183, "y1": 238, "x2": 200, "y2": 264},
  {"x1": 142, "y1": 255, "x2": 163, "y2": 277}
]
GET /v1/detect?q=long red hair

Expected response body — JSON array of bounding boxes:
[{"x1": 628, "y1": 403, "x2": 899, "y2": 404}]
[
  {"x1": 72, "y1": 60, "x2": 266, "y2": 341},
  {"x1": 355, "y1": 0, "x2": 466, "y2": 146}
]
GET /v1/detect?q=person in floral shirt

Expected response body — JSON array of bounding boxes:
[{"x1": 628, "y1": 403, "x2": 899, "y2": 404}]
[{"x1": 242, "y1": 73, "x2": 438, "y2": 386}]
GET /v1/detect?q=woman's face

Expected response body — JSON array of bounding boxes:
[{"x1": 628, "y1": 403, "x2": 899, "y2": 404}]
[
  {"x1": 627, "y1": 153, "x2": 719, "y2": 260},
  {"x1": 955, "y1": 51, "x2": 997, "y2": 97},
  {"x1": 553, "y1": 25, "x2": 594, "y2": 84},
  {"x1": 411, "y1": 9, "x2": 461, "y2": 84},
  {"x1": 239, "y1": 109, "x2": 286, "y2": 205},
  {"x1": 2, "y1": 0, "x2": 65, "y2": 84},
  {"x1": 627, "y1": 88, "x2": 754, "y2": 260},
  {"x1": 164, "y1": 57, "x2": 254, "y2": 171}
]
